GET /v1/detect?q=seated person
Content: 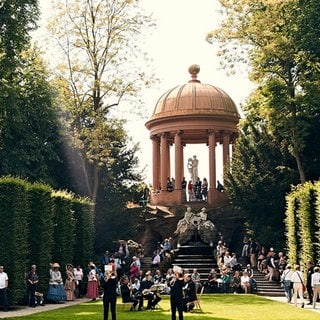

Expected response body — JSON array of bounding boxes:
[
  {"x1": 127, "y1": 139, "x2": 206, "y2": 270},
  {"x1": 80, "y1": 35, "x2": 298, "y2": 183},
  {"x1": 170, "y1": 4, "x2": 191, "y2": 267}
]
[
  {"x1": 220, "y1": 269, "x2": 231, "y2": 293},
  {"x1": 244, "y1": 264, "x2": 257, "y2": 292},
  {"x1": 241, "y1": 271, "x2": 251, "y2": 293},
  {"x1": 154, "y1": 269, "x2": 164, "y2": 284},
  {"x1": 120, "y1": 276, "x2": 140, "y2": 311},
  {"x1": 232, "y1": 271, "x2": 242, "y2": 294},
  {"x1": 183, "y1": 274, "x2": 197, "y2": 312},
  {"x1": 206, "y1": 269, "x2": 217, "y2": 292},
  {"x1": 139, "y1": 271, "x2": 161, "y2": 310},
  {"x1": 191, "y1": 269, "x2": 202, "y2": 293}
]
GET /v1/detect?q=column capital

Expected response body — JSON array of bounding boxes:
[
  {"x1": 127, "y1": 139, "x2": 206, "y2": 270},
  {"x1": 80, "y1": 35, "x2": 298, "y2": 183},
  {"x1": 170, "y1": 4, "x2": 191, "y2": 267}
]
[
  {"x1": 207, "y1": 129, "x2": 217, "y2": 135},
  {"x1": 150, "y1": 134, "x2": 160, "y2": 141},
  {"x1": 161, "y1": 132, "x2": 169, "y2": 139}
]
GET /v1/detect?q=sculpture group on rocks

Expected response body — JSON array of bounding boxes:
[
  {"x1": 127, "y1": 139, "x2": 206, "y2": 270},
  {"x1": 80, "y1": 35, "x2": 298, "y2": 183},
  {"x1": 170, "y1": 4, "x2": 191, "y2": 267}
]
[{"x1": 174, "y1": 207, "x2": 216, "y2": 247}]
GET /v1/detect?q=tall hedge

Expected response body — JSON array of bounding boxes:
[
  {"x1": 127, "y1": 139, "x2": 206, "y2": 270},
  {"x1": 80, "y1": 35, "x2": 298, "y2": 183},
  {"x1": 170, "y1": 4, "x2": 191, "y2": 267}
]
[
  {"x1": 285, "y1": 191, "x2": 299, "y2": 264},
  {"x1": 296, "y1": 182, "x2": 317, "y2": 264},
  {"x1": 0, "y1": 177, "x2": 94, "y2": 304},
  {"x1": 0, "y1": 177, "x2": 30, "y2": 305},
  {"x1": 26, "y1": 183, "x2": 54, "y2": 294},
  {"x1": 72, "y1": 199, "x2": 94, "y2": 269},
  {"x1": 51, "y1": 191, "x2": 75, "y2": 271},
  {"x1": 285, "y1": 181, "x2": 320, "y2": 265}
]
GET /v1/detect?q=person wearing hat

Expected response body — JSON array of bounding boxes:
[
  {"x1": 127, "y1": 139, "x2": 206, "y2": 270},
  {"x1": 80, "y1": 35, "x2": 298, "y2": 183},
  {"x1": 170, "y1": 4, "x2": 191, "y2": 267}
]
[
  {"x1": 87, "y1": 263, "x2": 99, "y2": 301},
  {"x1": 47, "y1": 263, "x2": 66, "y2": 302},
  {"x1": 129, "y1": 256, "x2": 140, "y2": 279},
  {"x1": 65, "y1": 264, "x2": 76, "y2": 301},
  {"x1": 26, "y1": 265, "x2": 39, "y2": 307},
  {"x1": 281, "y1": 264, "x2": 293, "y2": 303}
]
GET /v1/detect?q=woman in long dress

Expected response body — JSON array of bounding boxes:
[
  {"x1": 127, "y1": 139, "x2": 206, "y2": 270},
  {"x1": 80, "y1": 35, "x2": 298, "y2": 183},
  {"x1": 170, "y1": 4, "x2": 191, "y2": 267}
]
[
  {"x1": 47, "y1": 263, "x2": 66, "y2": 302},
  {"x1": 87, "y1": 263, "x2": 99, "y2": 300},
  {"x1": 65, "y1": 264, "x2": 76, "y2": 301}
]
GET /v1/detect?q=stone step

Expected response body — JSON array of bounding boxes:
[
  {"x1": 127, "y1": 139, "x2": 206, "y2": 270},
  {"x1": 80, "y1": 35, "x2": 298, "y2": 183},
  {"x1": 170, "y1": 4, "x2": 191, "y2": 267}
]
[{"x1": 254, "y1": 270, "x2": 284, "y2": 297}]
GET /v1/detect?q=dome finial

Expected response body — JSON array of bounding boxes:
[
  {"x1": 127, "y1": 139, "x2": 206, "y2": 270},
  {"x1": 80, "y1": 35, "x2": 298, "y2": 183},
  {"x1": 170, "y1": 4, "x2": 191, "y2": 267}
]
[{"x1": 188, "y1": 64, "x2": 201, "y2": 83}]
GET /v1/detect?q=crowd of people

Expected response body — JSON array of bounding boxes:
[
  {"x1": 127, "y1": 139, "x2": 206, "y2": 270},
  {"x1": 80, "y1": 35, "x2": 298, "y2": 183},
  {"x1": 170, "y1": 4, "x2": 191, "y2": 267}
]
[
  {"x1": 1, "y1": 235, "x2": 320, "y2": 316},
  {"x1": 166, "y1": 175, "x2": 221, "y2": 203}
]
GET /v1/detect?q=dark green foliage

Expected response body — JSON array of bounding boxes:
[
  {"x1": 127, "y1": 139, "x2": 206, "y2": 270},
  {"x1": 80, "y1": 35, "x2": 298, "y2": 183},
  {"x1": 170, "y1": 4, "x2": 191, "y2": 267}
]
[
  {"x1": 0, "y1": 177, "x2": 30, "y2": 305},
  {"x1": 72, "y1": 200, "x2": 95, "y2": 268},
  {"x1": 0, "y1": 48, "x2": 69, "y2": 188},
  {"x1": 225, "y1": 118, "x2": 298, "y2": 249},
  {"x1": 51, "y1": 193, "x2": 75, "y2": 269},
  {"x1": 26, "y1": 183, "x2": 54, "y2": 294},
  {"x1": 0, "y1": 0, "x2": 39, "y2": 72}
]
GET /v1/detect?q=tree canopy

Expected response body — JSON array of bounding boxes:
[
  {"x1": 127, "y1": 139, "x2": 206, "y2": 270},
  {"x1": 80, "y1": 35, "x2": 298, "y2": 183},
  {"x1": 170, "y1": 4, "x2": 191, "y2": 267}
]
[
  {"x1": 209, "y1": 0, "x2": 320, "y2": 246},
  {"x1": 45, "y1": 0, "x2": 154, "y2": 206}
]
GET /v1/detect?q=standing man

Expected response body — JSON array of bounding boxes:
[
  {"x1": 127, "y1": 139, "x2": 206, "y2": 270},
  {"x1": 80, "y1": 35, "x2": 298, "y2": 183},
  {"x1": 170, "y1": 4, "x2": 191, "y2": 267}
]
[
  {"x1": 306, "y1": 261, "x2": 314, "y2": 305},
  {"x1": 311, "y1": 266, "x2": 320, "y2": 309},
  {"x1": 281, "y1": 264, "x2": 293, "y2": 303},
  {"x1": 26, "y1": 265, "x2": 39, "y2": 308},
  {"x1": 102, "y1": 270, "x2": 118, "y2": 320},
  {"x1": 0, "y1": 265, "x2": 9, "y2": 312},
  {"x1": 170, "y1": 270, "x2": 184, "y2": 320}
]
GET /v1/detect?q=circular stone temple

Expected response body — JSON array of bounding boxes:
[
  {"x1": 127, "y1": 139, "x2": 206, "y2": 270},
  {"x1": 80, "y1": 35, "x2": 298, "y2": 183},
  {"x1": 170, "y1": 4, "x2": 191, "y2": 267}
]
[{"x1": 145, "y1": 65, "x2": 241, "y2": 206}]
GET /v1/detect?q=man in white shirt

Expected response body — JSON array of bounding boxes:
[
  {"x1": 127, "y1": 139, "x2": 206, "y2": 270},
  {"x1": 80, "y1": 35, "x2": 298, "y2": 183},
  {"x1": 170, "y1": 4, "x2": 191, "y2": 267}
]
[
  {"x1": 311, "y1": 266, "x2": 320, "y2": 309},
  {"x1": 151, "y1": 251, "x2": 161, "y2": 270},
  {"x1": 0, "y1": 266, "x2": 9, "y2": 311},
  {"x1": 281, "y1": 264, "x2": 293, "y2": 303}
]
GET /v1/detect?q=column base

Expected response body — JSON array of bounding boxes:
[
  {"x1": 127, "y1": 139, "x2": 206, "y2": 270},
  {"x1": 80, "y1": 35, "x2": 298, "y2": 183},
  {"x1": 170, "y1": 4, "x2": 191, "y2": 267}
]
[
  {"x1": 207, "y1": 188, "x2": 228, "y2": 206},
  {"x1": 150, "y1": 190, "x2": 186, "y2": 206}
]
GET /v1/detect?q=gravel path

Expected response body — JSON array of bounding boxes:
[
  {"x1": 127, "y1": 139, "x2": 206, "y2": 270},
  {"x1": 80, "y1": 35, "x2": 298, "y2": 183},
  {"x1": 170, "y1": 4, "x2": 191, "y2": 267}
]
[
  {"x1": 0, "y1": 298, "x2": 92, "y2": 319},
  {"x1": 265, "y1": 296, "x2": 320, "y2": 313}
]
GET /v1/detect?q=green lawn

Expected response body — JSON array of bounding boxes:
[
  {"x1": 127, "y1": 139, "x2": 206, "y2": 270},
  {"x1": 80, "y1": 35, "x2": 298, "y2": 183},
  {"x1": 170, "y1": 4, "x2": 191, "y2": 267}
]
[{"x1": 3, "y1": 294, "x2": 318, "y2": 320}]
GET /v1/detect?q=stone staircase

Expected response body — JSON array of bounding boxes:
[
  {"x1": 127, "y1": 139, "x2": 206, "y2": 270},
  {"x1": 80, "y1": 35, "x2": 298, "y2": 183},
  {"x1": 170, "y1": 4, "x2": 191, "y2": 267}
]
[
  {"x1": 254, "y1": 271, "x2": 284, "y2": 297},
  {"x1": 143, "y1": 248, "x2": 284, "y2": 297},
  {"x1": 171, "y1": 244, "x2": 217, "y2": 282}
]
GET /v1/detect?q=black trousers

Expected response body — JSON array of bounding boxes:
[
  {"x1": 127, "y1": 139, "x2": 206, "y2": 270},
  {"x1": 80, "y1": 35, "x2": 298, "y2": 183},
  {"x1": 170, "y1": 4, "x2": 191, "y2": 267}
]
[
  {"x1": 27, "y1": 284, "x2": 36, "y2": 307},
  {"x1": 0, "y1": 288, "x2": 9, "y2": 311},
  {"x1": 170, "y1": 296, "x2": 184, "y2": 320},
  {"x1": 103, "y1": 297, "x2": 116, "y2": 320}
]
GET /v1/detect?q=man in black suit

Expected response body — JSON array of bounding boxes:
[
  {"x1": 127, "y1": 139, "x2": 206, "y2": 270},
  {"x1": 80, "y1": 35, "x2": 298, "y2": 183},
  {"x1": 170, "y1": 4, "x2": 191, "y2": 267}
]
[{"x1": 183, "y1": 274, "x2": 197, "y2": 312}]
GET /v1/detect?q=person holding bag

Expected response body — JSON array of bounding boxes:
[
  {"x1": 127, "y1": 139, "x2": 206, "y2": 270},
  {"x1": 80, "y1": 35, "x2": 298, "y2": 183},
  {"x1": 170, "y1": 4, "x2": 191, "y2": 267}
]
[{"x1": 291, "y1": 265, "x2": 305, "y2": 308}]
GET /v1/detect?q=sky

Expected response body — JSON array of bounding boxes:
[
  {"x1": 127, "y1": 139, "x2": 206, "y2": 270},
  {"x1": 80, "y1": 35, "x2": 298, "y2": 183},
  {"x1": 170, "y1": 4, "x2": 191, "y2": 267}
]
[{"x1": 36, "y1": 0, "x2": 254, "y2": 185}]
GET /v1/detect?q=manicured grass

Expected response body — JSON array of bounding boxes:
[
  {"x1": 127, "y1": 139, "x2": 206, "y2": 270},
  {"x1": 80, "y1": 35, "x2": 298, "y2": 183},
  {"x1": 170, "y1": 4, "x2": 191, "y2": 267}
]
[{"x1": 3, "y1": 294, "x2": 319, "y2": 320}]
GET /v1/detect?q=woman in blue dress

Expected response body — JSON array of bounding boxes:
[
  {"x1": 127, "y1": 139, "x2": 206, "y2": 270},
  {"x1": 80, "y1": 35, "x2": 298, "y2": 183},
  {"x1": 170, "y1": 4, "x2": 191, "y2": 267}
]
[{"x1": 47, "y1": 263, "x2": 66, "y2": 303}]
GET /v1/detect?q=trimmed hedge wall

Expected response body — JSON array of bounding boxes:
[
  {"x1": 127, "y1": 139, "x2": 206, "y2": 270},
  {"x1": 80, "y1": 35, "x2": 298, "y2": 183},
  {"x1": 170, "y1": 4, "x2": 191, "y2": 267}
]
[
  {"x1": 0, "y1": 177, "x2": 94, "y2": 305},
  {"x1": 285, "y1": 181, "x2": 320, "y2": 265}
]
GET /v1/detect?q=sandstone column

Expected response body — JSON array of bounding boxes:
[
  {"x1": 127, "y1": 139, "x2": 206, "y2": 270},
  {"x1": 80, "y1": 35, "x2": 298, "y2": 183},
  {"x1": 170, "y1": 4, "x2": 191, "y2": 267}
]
[
  {"x1": 174, "y1": 131, "x2": 183, "y2": 190},
  {"x1": 223, "y1": 131, "x2": 230, "y2": 168},
  {"x1": 208, "y1": 130, "x2": 216, "y2": 190},
  {"x1": 160, "y1": 133, "x2": 169, "y2": 191},
  {"x1": 151, "y1": 135, "x2": 160, "y2": 191}
]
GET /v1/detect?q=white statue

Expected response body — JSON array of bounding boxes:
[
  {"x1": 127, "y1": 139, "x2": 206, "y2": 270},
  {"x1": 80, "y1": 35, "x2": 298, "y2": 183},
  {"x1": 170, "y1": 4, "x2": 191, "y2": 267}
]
[
  {"x1": 175, "y1": 207, "x2": 194, "y2": 234},
  {"x1": 187, "y1": 155, "x2": 199, "y2": 184}
]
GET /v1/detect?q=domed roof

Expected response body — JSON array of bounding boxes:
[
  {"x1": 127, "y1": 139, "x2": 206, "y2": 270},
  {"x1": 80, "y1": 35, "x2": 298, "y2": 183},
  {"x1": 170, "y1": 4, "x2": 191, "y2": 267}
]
[{"x1": 150, "y1": 65, "x2": 240, "y2": 121}]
